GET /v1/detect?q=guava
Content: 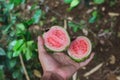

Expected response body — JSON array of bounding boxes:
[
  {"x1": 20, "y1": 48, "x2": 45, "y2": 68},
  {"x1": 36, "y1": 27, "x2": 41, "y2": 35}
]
[
  {"x1": 43, "y1": 26, "x2": 70, "y2": 52},
  {"x1": 67, "y1": 36, "x2": 92, "y2": 62}
]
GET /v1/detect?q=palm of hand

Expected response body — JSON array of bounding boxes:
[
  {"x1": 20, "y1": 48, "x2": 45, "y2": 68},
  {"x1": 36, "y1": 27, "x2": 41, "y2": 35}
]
[{"x1": 38, "y1": 36, "x2": 94, "y2": 80}]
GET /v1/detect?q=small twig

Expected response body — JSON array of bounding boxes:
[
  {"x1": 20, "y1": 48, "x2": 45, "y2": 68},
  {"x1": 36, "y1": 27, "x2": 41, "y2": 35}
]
[
  {"x1": 19, "y1": 54, "x2": 30, "y2": 80},
  {"x1": 117, "y1": 76, "x2": 120, "y2": 80},
  {"x1": 72, "y1": 72, "x2": 77, "y2": 80},
  {"x1": 64, "y1": 19, "x2": 67, "y2": 30},
  {"x1": 84, "y1": 63, "x2": 104, "y2": 77},
  {"x1": 108, "y1": 12, "x2": 120, "y2": 17}
]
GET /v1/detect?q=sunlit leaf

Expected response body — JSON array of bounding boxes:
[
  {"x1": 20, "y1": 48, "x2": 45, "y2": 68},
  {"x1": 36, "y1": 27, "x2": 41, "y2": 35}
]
[
  {"x1": 13, "y1": 51, "x2": 21, "y2": 57},
  {"x1": 13, "y1": 39, "x2": 24, "y2": 51},
  {"x1": 64, "y1": 0, "x2": 73, "y2": 4},
  {"x1": 25, "y1": 41, "x2": 34, "y2": 60},
  {"x1": 32, "y1": 9, "x2": 42, "y2": 24},
  {"x1": 92, "y1": 11, "x2": 98, "y2": 16},
  {"x1": 25, "y1": 48, "x2": 32, "y2": 60},
  {"x1": 93, "y1": 0, "x2": 105, "y2": 4},
  {"x1": 16, "y1": 23, "x2": 26, "y2": 35},
  {"x1": 16, "y1": 23, "x2": 25, "y2": 31},
  {"x1": 70, "y1": 0, "x2": 80, "y2": 9},
  {"x1": 10, "y1": 0, "x2": 25, "y2": 6},
  {"x1": 5, "y1": 3, "x2": 14, "y2": 11}
]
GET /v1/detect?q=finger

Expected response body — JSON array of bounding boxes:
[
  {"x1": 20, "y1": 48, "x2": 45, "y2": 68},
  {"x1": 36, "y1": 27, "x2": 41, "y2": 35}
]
[
  {"x1": 38, "y1": 36, "x2": 59, "y2": 71},
  {"x1": 78, "y1": 52, "x2": 95, "y2": 69},
  {"x1": 38, "y1": 36, "x2": 46, "y2": 53},
  {"x1": 52, "y1": 53, "x2": 67, "y2": 65},
  {"x1": 53, "y1": 53, "x2": 78, "y2": 66}
]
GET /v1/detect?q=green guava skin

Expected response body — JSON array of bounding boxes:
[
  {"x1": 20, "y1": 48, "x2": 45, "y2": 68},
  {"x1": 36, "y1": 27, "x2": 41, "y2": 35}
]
[{"x1": 69, "y1": 53, "x2": 91, "y2": 62}]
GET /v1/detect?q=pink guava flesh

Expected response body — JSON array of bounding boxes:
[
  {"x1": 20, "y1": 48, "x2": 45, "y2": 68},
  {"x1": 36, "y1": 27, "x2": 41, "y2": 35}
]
[
  {"x1": 43, "y1": 26, "x2": 70, "y2": 51},
  {"x1": 68, "y1": 36, "x2": 91, "y2": 60}
]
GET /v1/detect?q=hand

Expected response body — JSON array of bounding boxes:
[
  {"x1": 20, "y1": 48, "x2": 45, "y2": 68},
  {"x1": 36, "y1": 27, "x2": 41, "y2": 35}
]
[{"x1": 38, "y1": 36, "x2": 95, "y2": 80}]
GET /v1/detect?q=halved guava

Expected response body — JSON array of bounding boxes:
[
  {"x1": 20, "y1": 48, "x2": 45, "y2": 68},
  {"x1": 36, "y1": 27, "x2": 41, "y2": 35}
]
[
  {"x1": 67, "y1": 36, "x2": 92, "y2": 62},
  {"x1": 43, "y1": 26, "x2": 70, "y2": 52}
]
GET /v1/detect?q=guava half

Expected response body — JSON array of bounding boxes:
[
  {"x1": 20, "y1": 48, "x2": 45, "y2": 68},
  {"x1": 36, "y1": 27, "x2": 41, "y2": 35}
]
[
  {"x1": 43, "y1": 26, "x2": 70, "y2": 52},
  {"x1": 67, "y1": 36, "x2": 92, "y2": 62}
]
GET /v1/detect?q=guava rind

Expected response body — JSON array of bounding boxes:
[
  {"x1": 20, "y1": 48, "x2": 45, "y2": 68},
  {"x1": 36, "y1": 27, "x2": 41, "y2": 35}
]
[
  {"x1": 43, "y1": 26, "x2": 70, "y2": 52},
  {"x1": 67, "y1": 36, "x2": 92, "y2": 62}
]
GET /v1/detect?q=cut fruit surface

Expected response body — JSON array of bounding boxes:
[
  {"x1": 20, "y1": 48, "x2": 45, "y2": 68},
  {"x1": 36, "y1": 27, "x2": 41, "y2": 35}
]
[
  {"x1": 43, "y1": 26, "x2": 70, "y2": 52},
  {"x1": 68, "y1": 36, "x2": 92, "y2": 62}
]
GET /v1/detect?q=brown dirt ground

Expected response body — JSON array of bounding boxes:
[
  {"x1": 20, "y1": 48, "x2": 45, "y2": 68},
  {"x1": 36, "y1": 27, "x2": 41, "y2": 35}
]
[{"x1": 30, "y1": 0, "x2": 120, "y2": 80}]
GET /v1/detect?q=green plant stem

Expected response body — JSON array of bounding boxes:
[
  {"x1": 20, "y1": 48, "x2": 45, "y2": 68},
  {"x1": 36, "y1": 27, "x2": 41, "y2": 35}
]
[{"x1": 19, "y1": 54, "x2": 30, "y2": 80}]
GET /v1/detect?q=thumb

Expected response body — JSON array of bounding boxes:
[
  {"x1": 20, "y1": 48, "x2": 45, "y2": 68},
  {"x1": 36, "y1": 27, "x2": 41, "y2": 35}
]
[
  {"x1": 77, "y1": 52, "x2": 95, "y2": 69},
  {"x1": 38, "y1": 36, "x2": 46, "y2": 53}
]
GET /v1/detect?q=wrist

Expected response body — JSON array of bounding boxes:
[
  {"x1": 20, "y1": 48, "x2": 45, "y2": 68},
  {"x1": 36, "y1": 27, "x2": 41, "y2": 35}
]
[{"x1": 42, "y1": 71, "x2": 65, "y2": 80}]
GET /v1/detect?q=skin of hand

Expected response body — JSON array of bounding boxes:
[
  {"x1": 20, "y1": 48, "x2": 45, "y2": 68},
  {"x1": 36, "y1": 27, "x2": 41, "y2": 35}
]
[{"x1": 38, "y1": 36, "x2": 95, "y2": 80}]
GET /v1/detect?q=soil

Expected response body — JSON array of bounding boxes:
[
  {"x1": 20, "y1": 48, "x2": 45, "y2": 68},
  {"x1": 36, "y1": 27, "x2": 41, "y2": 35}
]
[{"x1": 34, "y1": 0, "x2": 120, "y2": 80}]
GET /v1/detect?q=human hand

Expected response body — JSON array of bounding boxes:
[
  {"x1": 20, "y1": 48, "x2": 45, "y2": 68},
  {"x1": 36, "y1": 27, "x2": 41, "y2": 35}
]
[{"x1": 38, "y1": 36, "x2": 95, "y2": 80}]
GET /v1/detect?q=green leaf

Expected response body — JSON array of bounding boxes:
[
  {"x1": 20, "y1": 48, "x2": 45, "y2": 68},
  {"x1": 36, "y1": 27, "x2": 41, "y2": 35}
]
[
  {"x1": 0, "y1": 48, "x2": 6, "y2": 56},
  {"x1": 92, "y1": 10, "x2": 98, "y2": 16},
  {"x1": 25, "y1": 19, "x2": 34, "y2": 25},
  {"x1": 70, "y1": 0, "x2": 80, "y2": 9},
  {"x1": 25, "y1": 48, "x2": 32, "y2": 60},
  {"x1": 7, "y1": 52, "x2": 13, "y2": 59},
  {"x1": 9, "y1": 59, "x2": 16, "y2": 68},
  {"x1": 64, "y1": 0, "x2": 73, "y2": 4},
  {"x1": 27, "y1": 41, "x2": 34, "y2": 46},
  {"x1": 0, "y1": 66, "x2": 5, "y2": 80},
  {"x1": 30, "y1": 4, "x2": 37, "y2": 10},
  {"x1": 12, "y1": 39, "x2": 25, "y2": 57},
  {"x1": 0, "y1": 0, "x2": 5, "y2": 2},
  {"x1": 5, "y1": 3, "x2": 14, "y2": 11},
  {"x1": 13, "y1": 51, "x2": 21, "y2": 57},
  {"x1": 25, "y1": 41, "x2": 34, "y2": 60},
  {"x1": 10, "y1": 0, "x2": 25, "y2": 6},
  {"x1": 32, "y1": 9, "x2": 42, "y2": 24},
  {"x1": 93, "y1": 0, "x2": 105, "y2": 4},
  {"x1": 16, "y1": 23, "x2": 25, "y2": 31},
  {"x1": 68, "y1": 21, "x2": 79, "y2": 32},
  {"x1": 8, "y1": 40, "x2": 17, "y2": 50},
  {"x1": 89, "y1": 16, "x2": 97, "y2": 23},
  {"x1": 16, "y1": 23, "x2": 26, "y2": 35},
  {"x1": 12, "y1": 70, "x2": 20, "y2": 79},
  {"x1": 0, "y1": 65, "x2": 4, "y2": 70},
  {"x1": 89, "y1": 11, "x2": 98, "y2": 23},
  {"x1": 13, "y1": 39, "x2": 24, "y2": 51},
  {"x1": 11, "y1": 15, "x2": 16, "y2": 24},
  {"x1": 73, "y1": 27, "x2": 78, "y2": 32},
  {"x1": 3, "y1": 24, "x2": 13, "y2": 34}
]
